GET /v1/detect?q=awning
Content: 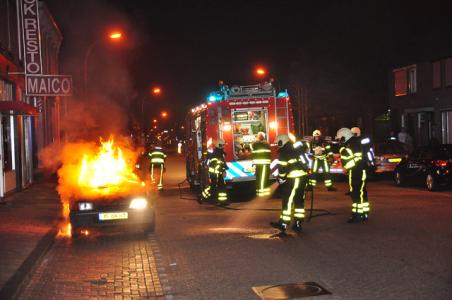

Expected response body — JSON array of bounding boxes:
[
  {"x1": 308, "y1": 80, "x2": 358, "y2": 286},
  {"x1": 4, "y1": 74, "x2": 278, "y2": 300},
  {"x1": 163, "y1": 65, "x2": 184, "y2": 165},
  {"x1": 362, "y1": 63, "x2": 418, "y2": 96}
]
[{"x1": 0, "y1": 101, "x2": 39, "y2": 116}]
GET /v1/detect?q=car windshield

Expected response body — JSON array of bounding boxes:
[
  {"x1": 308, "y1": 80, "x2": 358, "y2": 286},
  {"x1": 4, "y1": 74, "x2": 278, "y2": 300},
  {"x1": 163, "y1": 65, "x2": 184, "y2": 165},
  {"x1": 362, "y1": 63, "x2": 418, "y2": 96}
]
[{"x1": 376, "y1": 141, "x2": 407, "y2": 155}]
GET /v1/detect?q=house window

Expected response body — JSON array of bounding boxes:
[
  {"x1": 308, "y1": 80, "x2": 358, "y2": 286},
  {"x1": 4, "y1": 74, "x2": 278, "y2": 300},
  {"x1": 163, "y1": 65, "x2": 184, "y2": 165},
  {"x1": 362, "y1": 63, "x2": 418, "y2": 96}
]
[
  {"x1": 445, "y1": 58, "x2": 452, "y2": 87},
  {"x1": 394, "y1": 70, "x2": 407, "y2": 96},
  {"x1": 442, "y1": 111, "x2": 452, "y2": 144},
  {"x1": 393, "y1": 65, "x2": 417, "y2": 96},
  {"x1": 432, "y1": 61, "x2": 441, "y2": 89},
  {"x1": 408, "y1": 67, "x2": 417, "y2": 93}
]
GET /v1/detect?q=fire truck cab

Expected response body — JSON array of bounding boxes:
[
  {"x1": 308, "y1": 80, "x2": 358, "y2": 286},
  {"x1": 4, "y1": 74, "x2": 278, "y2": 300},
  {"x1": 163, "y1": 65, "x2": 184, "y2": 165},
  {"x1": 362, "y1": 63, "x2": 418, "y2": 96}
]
[{"x1": 185, "y1": 81, "x2": 295, "y2": 188}]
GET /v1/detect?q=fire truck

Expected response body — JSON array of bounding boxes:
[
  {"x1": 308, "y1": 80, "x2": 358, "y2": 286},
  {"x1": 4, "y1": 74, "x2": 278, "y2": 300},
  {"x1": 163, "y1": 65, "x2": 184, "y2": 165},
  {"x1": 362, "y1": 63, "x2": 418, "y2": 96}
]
[{"x1": 185, "y1": 81, "x2": 295, "y2": 188}]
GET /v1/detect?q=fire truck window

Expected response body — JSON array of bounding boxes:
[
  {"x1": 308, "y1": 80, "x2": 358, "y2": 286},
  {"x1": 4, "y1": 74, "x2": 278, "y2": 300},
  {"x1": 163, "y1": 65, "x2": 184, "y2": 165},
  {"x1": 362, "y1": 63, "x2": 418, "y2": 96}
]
[{"x1": 232, "y1": 110, "x2": 267, "y2": 160}]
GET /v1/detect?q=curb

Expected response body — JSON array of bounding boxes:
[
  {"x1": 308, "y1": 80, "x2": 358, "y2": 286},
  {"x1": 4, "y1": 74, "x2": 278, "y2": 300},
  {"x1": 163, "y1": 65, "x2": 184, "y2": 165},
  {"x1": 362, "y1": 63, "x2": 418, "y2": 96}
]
[{"x1": 0, "y1": 226, "x2": 58, "y2": 300}]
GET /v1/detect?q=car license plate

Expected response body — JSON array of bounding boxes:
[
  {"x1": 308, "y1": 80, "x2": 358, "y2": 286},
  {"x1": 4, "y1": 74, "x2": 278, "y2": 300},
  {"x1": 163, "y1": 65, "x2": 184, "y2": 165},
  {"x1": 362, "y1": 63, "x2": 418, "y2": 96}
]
[
  {"x1": 244, "y1": 167, "x2": 255, "y2": 173},
  {"x1": 388, "y1": 158, "x2": 402, "y2": 163},
  {"x1": 99, "y1": 212, "x2": 128, "y2": 221}
]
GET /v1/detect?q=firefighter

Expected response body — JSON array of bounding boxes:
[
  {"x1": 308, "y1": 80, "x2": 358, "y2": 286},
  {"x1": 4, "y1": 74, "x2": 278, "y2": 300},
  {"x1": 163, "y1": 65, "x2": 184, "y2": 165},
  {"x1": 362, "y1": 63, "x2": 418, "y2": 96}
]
[
  {"x1": 251, "y1": 132, "x2": 271, "y2": 197},
  {"x1": 308, "y1": 130, "x2": 335, "y2": 191},
  {"x1": 270, "y1": 134, "x2": 310, "y2": 233},
  {"x1": 336, "y1": 127, "x2": 371, "y2": 223},
  {"x1": 148, "y1": 144, "x2": 167, "y2": 190},
  {"x1": 201, "y1": 139, "x2": 229, "y2": 204}
]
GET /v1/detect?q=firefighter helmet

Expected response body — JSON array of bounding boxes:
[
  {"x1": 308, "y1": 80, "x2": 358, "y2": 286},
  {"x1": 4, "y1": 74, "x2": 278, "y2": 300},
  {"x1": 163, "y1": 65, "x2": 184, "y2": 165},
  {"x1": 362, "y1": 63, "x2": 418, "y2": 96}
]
[
  {"x1": 275, "y1": 134, "x2": 290, "y2": 148},
  {"x1": 257, "y1": 132, "x2": 266, "y2": 141},
  {"x1": 336, "y1": 127, "x2": 353, "y2": 142},
  {"x1": 216, "y1": 138, "x2": 225, "y2": 148},
  {"x1": 351, "y1": 127, "x2": 361, "y2": 137},
  {"x1": 313, "y1": 129, "x2": 322, "y2": 137}
]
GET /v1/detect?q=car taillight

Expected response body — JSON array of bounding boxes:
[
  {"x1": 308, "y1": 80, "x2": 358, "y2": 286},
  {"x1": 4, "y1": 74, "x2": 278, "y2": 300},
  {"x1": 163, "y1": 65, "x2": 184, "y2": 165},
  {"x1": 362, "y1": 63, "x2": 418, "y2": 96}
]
[{"x1": 435, "y1": 160, "x2": 448, "y2": 167}]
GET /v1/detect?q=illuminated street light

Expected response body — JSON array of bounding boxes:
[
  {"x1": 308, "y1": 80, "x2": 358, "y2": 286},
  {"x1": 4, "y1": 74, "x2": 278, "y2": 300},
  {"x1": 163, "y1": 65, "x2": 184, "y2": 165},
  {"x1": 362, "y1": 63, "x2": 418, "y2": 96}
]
[
  {"x1": 153, "y1": 119, "x2": 157, "y2": 123},
  {"x1": 161, "y1": 111, "x2": 168, "y2": 118},
  {"x1": 152, "y1": 87, "x2": 162, "y2": 95},
  {"x1": 109, "y1": 31, "x2": 122, "y2": 40},
  {"x1": 84, "y1": 30, "x2": 124, "y2": 94},
  {"x1": 255, "y1": 67, "x2": 267, "y2": 76}
]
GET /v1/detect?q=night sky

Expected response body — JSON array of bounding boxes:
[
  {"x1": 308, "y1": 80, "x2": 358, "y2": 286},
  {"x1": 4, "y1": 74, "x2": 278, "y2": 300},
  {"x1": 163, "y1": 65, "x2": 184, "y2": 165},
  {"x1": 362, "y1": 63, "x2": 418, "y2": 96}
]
[{"x1": 46, "y1": 0, "x2": 452, "y2": 133}]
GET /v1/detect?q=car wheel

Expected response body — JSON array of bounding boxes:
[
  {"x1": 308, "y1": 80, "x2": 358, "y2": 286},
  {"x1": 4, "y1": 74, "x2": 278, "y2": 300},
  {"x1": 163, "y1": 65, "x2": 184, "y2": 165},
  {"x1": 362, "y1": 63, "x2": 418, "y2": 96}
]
[
  {"x1": 426, "y1": 173, "x2": 436, "y2": 192},
  {"x1": 71, "y1": 226, "x2": 80, "y2": 239},
  {"x1": 394, "y1": 171, "x2": 403, "y2": 186}
]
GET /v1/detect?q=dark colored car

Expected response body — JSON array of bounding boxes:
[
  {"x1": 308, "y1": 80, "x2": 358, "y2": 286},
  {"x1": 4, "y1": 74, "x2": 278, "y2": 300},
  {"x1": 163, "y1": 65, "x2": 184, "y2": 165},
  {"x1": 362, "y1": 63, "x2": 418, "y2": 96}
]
[
  {"x1": 394, "y1": 144, "x2": 452, "y2": 191},
  {"x1": 69, "y1": 192, "x2": 155, "y2": 237},
  {"x1": 374, "y1": 140, "x2": 408, "y2": 173}
]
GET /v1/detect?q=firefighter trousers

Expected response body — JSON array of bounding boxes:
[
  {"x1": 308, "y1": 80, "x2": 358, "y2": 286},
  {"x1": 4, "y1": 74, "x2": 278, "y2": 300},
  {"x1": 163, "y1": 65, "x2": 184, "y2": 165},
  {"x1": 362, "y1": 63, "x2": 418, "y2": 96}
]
[
  {"x1": 349, "y1": 168, "x2": 370, "y2": 218},
  {"x1": 255, "y1": 164, "x2": 271, "y2": 196},
  {"x1": 309, "y1": 158, "x2": 333, "y2": 188},
  {"x1": 150, "y1": 163, "x2": 164, "y2": 190},
  {"x1": 202, "y1": 172, "x2": 228, "y2": 203},
  {"x1": 280, "y1": 176, "x2": 308, "y2": 224}
]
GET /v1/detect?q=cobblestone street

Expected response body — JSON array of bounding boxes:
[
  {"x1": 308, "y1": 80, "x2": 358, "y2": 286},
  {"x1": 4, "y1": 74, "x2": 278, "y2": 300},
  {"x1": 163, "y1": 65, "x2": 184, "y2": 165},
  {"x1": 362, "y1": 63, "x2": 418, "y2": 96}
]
[{"x1": 21, "y1": 233, "x2": 165, "y2": 300}]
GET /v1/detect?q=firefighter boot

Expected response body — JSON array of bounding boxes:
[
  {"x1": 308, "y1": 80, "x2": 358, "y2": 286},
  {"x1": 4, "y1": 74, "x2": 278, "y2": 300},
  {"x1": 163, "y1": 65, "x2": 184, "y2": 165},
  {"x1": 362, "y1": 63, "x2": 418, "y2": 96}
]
[
  {"x1": 270, "y1": 221, "x2": 287, "y2": 233},
  {"x1": 292, "y1": 220, "x2": 303, "y2": 233},
  {"x1": 347, "y1": 213, "x2": 361, "y2": 223}
]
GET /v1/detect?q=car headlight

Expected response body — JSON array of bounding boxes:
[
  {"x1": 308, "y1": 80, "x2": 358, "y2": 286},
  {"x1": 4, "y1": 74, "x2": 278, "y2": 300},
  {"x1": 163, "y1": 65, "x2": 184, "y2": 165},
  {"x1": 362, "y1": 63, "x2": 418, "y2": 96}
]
[
  {"x1": 129, "y1": 198, "x2": 148, "y2": 209},
  {"x1": 78, "y1": 202, "x2": 93, "y2": 211}
]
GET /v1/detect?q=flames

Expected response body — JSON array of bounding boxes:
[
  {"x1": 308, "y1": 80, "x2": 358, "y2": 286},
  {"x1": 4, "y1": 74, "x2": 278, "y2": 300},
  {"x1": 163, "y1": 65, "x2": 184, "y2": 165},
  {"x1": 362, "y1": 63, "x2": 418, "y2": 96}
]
[
  {"x1": 55, "y1": 136, "x2": 146, "y2": 238},
  {"x1": 77, "y1": 138, "x2": 140, "y2": 195}
]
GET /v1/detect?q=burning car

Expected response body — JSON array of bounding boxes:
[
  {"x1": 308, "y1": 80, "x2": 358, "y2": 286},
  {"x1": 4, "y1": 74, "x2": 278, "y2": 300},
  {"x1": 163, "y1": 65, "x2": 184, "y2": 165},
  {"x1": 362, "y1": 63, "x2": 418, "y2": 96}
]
[{"x1": 57, "y1": 137, "x2": 155, "y2": 238}]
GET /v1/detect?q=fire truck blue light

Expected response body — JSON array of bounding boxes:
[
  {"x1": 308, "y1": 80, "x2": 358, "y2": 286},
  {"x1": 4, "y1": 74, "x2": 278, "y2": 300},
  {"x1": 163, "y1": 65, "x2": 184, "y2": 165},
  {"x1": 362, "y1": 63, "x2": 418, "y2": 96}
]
[
  {"x1": 277, "y1": 91, "x2": 289, "y2": 97},
  {"x1": 207, "y1": 92, "x2": 223, "y2": 102}
]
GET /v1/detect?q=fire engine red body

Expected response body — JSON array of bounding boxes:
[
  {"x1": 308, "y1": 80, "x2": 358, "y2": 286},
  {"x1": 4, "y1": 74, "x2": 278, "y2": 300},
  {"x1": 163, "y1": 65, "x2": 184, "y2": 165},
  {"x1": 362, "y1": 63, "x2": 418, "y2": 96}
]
[{"x1": 185, "y1": 82, "x2": 295, "y2": 188}]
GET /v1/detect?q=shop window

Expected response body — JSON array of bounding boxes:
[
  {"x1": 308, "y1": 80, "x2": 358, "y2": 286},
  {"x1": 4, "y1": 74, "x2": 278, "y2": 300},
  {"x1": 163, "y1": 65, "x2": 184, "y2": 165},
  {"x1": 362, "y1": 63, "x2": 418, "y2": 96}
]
[
  {"x1": 2, "y1": 116, "x2": 14, "y2": 171},
  {"x1": 0, "y1": 80, "x2": 13, "y2": 101}
]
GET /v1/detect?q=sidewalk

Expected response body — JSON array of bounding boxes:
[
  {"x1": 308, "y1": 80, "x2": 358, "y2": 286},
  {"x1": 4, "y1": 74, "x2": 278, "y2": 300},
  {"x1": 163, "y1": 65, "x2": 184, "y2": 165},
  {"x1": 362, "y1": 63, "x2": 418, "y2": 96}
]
[{"x1": 0, "y1": 179, "x2": 61, "y2": 299}]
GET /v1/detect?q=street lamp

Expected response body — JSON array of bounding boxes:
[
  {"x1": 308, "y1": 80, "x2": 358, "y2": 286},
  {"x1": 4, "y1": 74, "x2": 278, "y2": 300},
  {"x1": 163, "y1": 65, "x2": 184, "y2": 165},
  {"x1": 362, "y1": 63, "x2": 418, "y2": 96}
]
[
  {"x1": 152, "y1": 87, "x2": 162, "y2": 95},
  {"x1": 83, "y1": 30, "x2": 123, "y2": 95},
  {"x1": 161, "y1": 111, "x2": 168, "y2": 118},
  {"x1": 255, "y1": 66, "x2": 267, "y2": 77}
]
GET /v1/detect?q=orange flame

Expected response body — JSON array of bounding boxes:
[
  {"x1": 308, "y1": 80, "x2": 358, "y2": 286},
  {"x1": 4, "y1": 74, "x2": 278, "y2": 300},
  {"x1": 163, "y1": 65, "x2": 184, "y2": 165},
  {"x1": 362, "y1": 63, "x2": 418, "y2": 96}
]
[{"x1": 56, "y1": 136, "x2": 145, "y2": 238}]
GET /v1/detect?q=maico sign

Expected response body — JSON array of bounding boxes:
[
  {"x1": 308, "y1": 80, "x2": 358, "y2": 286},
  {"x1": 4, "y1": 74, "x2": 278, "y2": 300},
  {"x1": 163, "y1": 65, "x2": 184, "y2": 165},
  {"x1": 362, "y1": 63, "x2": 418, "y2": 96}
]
[{"x1": 26, "y1": 75, "x2": 72, "y2": 96}]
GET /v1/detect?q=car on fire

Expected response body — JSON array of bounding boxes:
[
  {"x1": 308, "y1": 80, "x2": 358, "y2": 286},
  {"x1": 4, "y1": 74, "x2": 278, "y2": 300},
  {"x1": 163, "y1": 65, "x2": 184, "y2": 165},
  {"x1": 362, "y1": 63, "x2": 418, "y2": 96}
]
[
  {"x1": 70, "y1": 192, "x2": 155, "y2": 237},
  {"x1": 394, "y1": 144, "x2": 452, "y2": 191}
]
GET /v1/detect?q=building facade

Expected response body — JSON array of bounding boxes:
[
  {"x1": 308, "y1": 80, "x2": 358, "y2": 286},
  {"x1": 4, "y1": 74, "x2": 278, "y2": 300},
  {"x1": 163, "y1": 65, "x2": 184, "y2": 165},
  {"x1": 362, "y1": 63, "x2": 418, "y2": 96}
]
[
  {"x1": 389, "y1": 57, "x2": 452, "y2": 147},
  {"x1": 0, "y1": 0, "x2": 62, "y2": 197}
]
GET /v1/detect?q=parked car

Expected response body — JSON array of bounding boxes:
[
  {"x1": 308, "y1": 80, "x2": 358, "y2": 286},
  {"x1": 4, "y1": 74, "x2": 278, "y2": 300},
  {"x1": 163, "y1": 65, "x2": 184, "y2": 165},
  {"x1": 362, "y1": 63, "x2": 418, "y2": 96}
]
[
  {"x1": 373, "y1": 140, "x2": 408, "y2": 173},
  {"x1": 394, "y1": 144, "x2": 452, "y2": 191}
]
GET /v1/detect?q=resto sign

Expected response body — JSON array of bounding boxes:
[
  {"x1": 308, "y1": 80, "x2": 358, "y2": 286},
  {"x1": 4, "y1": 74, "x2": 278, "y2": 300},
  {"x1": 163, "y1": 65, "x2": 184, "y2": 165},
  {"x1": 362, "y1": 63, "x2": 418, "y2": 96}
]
[
  {"x1": 26, "y1": 75, "x2": 72, "y2": 96},
  {"x1": 22, "y1": 0, "x2": 42, "y2": 75}
]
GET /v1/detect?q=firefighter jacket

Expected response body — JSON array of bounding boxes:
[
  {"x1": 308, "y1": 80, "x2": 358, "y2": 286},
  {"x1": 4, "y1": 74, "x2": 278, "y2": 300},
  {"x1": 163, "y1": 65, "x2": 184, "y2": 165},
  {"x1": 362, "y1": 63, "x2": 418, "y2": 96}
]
[
  {"x1": 206, "y1": 147, "x2": 228, "y2": 174},
  {"x1": 340, "y1": 136, "x2": 365, "y2": 170},
  {"x1": 149, "y1": 147, "x2": 167, "y2": 164},
  {"x1": 278, "y1": 143, "x2": 310, "y2": 179},
  {"x1": 251, "y1": 141, "x2": 271, "y2": 165},
  {"x1": 308, "y1": 138, "x2": 333, "y2": 160}
]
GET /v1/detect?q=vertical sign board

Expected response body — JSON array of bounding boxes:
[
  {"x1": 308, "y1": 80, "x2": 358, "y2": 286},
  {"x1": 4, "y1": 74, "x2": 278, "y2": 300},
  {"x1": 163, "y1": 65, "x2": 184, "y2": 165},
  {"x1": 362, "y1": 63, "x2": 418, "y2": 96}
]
[
  {"x1": 21, "y1": 0, "x2": 73, "y2": 96},
  {"x1": 21, "y1": 0, "x2": 43, "y2": 75}
]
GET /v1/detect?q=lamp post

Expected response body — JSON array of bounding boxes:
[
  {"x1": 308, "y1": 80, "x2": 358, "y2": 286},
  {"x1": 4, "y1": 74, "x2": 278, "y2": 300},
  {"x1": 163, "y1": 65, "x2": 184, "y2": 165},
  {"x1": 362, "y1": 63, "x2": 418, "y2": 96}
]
[
  {"x1": 83, "y1": 31, "x2": 122, "y2": 95},
  {"x1": 141, "y1": 86, "x2": 162, "y2": 132}
]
